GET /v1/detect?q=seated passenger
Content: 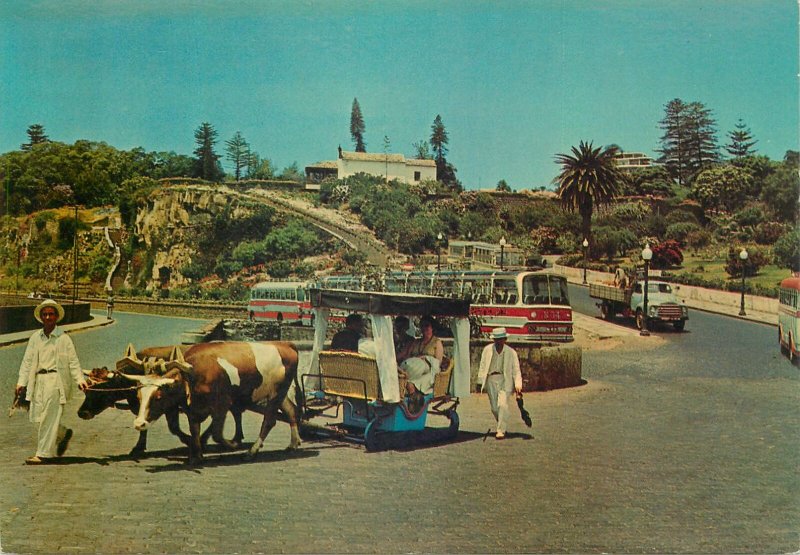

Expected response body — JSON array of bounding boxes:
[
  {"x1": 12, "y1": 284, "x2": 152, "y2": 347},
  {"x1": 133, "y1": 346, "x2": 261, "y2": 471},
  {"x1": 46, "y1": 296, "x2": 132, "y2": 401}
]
[
  {"x1": 393, "y1": 316, "x2": 414, "y2": 361},
  {"x1": 330, "y1": 314, "x2": 364, "y2": 352},
  {"x1": 398, "y1": 316, "x2": 444, "y2": 407}
]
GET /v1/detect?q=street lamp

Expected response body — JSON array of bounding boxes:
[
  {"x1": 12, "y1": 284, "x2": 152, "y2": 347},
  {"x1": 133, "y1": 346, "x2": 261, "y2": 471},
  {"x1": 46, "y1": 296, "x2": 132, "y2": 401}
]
[
  {"x1": 499, "y1": 236, "x2": 506, "y2": 270},
  {"x1": 739, "y1": 247, "x2": 748, "y2": 316},
  {"x1": 437, "y1": 232, "x2": 443, "y2": 272},
  {"x1": 640, "y1": 243, "x2": 653, "y2": 336},
  {"x1": 582, "y1": 238, "x2": 589, "y2": 285}
]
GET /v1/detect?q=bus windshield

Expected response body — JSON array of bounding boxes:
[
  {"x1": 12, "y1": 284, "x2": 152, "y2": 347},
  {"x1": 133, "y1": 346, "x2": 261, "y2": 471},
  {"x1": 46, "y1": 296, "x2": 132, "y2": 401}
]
[{"x1": 522, "y1": 275, "x2": 570, "y2": 306}]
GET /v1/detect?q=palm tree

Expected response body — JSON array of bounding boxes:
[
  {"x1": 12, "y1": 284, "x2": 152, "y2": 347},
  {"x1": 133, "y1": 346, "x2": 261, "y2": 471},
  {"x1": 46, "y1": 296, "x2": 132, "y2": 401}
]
[{"x1": 553, "y1": 141, "x2": 622, "y2": 251}]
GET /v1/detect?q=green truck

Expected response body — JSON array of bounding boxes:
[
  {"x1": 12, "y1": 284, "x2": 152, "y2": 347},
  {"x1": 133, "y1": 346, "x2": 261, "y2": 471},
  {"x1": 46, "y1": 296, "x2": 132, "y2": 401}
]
[{"x1": 589, "y1": 279, "x2": 689, "y2": 331}]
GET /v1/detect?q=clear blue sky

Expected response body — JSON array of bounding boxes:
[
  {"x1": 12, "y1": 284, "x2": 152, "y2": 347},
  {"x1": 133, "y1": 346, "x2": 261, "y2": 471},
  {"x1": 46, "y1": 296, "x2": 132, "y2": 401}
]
[{"x1": 1, "y1": 0, "x2": 797, "y2": 191}]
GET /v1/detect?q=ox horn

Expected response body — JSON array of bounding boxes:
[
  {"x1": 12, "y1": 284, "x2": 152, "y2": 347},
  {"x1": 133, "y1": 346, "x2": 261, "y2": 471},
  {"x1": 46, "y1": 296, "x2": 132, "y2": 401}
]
[
  {"x1": 123, "y1": 343, "x2": 138, "y2": 360},
  {"x1": 119, "y1": 373, "x2": 176, "y2": 387}
]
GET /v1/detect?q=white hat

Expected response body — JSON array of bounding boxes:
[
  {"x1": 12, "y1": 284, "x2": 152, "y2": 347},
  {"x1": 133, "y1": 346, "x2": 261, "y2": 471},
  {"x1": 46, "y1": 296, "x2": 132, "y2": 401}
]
[
  {"x1": 34, "y1": 299, "x2": 65, "y2": 323},
  {"x1": 491, "y1": 327, "x2": 508, "y2": 340}
]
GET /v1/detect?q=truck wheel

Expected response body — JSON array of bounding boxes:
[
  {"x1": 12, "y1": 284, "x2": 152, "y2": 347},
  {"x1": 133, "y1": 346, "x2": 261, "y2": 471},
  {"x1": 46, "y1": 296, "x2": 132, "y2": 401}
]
[
  {"x1": 635, "y1": 309, "x2": 644, "y2": 330},
  {"x1": 601, "y1": 303, "x2": 614, "y2": 321},
  {"x1": 673, "y1": 320, "x2": 685, "y2": 332}
]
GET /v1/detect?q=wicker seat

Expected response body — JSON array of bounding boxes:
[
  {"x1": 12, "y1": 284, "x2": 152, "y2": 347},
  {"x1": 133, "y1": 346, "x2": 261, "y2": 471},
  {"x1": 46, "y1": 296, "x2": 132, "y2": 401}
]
[
  {"x1": 318, "y1": 351, "x2": 388, "y2": 401},
  {"x1": 432, "y1": 357, "x2": 454, "y2": 399}
]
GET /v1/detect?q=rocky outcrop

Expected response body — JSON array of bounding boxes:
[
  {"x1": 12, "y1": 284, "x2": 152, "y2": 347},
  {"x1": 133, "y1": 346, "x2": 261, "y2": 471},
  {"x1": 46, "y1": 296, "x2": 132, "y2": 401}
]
[{"x1": 134, "y1": 185, "x2": 255, "y2": 291}]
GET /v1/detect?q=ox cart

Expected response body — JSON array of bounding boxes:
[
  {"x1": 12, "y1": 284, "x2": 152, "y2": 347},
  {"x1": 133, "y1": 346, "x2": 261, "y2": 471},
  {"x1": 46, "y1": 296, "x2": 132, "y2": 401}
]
[{"x1": 298, "y1": 288, "x2": 472, "y2": 451}]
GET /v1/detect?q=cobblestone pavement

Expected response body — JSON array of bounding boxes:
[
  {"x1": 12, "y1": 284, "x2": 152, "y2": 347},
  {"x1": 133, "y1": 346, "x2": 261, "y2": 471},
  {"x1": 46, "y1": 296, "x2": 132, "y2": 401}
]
[
  {"x1": 2, "y1": 338, "x2": 798, "y2": 554},
  {"x1": 1, "y1": 308, "x2": 797, "y2": 554}
]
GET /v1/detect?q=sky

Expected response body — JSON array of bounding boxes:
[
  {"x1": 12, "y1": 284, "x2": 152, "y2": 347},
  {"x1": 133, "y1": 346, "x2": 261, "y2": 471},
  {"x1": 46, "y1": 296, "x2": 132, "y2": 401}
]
[{"x1": 0, "y1": 0, "x2": 797, "y2": 191}]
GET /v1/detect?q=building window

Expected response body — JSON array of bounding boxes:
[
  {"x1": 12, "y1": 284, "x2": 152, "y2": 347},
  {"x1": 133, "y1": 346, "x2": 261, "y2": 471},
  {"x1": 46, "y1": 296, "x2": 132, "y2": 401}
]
[{"x1": 414, "y1": 171, "x2": 421, "y2": 181}]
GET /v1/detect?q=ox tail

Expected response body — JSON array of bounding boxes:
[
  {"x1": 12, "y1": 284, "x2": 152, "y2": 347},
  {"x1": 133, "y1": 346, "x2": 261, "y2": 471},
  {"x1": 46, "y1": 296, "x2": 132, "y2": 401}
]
[{"x1": 292, "y1": 364, "x2": 304, "y2": 423}]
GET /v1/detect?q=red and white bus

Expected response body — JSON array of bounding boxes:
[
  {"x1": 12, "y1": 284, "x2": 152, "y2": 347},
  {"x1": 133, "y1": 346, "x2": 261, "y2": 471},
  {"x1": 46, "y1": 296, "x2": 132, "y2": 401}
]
[
  {"x1": 248, "y1": 281, "x2": 313, "y2": 325},
  {"x1": 778, "y1": 274, "x2": 800, "y2": 362},
  {"x1": 320, "y1": 270, "x2": 573, "y2": 342}
]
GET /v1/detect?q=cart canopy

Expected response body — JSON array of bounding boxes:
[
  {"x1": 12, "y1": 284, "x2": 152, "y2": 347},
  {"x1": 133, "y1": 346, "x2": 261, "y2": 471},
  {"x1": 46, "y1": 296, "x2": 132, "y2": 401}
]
[
  {"x1": 309, "y1": 288, "x2": 470, "y2": 317},
  {"x1": 308, "y1": 288, "x2": 472, "y2": 402}
]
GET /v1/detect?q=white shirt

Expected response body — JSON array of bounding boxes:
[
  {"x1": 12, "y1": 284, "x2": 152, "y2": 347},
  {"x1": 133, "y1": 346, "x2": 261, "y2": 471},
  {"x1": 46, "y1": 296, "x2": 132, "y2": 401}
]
[{"x1": 37, "y1": 331, "x2": 59, "y2": 371}]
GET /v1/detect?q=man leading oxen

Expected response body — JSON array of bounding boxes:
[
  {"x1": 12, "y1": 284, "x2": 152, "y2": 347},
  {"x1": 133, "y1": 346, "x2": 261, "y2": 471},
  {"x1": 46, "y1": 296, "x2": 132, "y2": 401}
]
[{"x1": 124, "y1": 340, "x2": 301, "y2": 465}]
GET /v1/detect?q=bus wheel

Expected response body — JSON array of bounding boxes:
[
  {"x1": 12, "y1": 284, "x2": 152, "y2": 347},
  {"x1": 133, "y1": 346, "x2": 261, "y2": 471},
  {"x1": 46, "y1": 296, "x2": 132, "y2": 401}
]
[{"x1": 635, "y1": 309, "x2": 644, "y2": 330}]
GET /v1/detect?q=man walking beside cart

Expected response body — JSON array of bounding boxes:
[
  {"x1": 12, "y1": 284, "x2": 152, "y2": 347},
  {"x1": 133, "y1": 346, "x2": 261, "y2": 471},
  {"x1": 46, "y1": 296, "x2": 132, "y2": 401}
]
[
  {"x1": 477, "y1": 327, "x2": 522, "y2": 440},
  {"x1": 14, "y1": 299, "x2": 88, "y2": 464}
]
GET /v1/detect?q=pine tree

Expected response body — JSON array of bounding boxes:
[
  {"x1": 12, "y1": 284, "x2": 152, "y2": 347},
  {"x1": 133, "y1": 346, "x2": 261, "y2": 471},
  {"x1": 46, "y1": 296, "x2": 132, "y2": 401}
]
[
  {"x1": 657, "y1": 99, "x2": 719, "y2": 186},
  {"x1": 225, "y1": 131, "x2": 250, "y2": 181},
  {"x1": 193, "y1": 122, "x2": 223, "y2": 182},
  {"x1": 350, "y1": 98, "x2": 366, "y2": 152},
  {"x1": 684, "y1": 101, "x2": 720, "y2": 176},
  {"x1": 21, "y1": 124, "x2": 49, "y2": 151},
  {"x1": 725, "y1": 118, "x2": 758, "y2": 158},
  {"x1": 429, "y1": 115, "x2": 461, "y2": 189}
]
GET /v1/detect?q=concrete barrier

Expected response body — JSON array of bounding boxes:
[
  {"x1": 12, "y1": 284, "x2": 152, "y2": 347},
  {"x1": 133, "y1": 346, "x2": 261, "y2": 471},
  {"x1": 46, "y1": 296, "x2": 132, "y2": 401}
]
[{"x1": 0, "y1": 301, "x2": 92, "y2": 334}]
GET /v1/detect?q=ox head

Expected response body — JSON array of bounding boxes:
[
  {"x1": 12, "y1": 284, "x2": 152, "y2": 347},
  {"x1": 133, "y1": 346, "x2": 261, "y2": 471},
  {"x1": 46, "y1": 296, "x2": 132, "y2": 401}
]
[
  {"x1": 77, "y1": 366, "x2": 139, "y2": 419},
  {"x1": 122, "y1": 347, "x2": 193, "y2": 431}
]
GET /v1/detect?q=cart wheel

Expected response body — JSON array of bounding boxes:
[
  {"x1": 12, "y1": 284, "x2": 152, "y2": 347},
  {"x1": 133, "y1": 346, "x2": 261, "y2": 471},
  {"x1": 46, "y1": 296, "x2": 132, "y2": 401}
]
[
  {"x1": 447, "y1": 410, "x2": 460, "y2": 439},
  {"x1": 364, "y1": 419, "x2": 383, "y2": 452}
]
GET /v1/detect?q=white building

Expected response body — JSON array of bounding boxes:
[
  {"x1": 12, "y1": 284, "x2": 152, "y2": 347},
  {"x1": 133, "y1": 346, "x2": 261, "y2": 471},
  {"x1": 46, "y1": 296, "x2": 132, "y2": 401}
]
[
  {"x1": 306, "y1": 148, "x2": 437, "y2": 184},
  {"x1": 613, "y1": 151, "x2": 654, "y2": 170}
]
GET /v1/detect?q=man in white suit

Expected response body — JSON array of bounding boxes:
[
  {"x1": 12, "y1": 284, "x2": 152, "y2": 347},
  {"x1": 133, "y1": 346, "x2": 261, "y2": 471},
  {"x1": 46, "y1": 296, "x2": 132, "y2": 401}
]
[
  {"x1": 477, "y1": 327, "x2": 522, "y2": 439},
  {"x1": 15, "y1": 299, "x2": 87, "y2": 464}
]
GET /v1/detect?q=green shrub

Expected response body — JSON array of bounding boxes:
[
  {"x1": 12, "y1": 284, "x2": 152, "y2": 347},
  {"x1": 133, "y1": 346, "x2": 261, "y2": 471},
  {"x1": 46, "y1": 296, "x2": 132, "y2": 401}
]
[
  {"x1": 753, "y1": 221, "x2": 787, "y2": 245},
  {"x1": 665, "y1": 222, "x2": 701, "y2": 246},
  {"x1": 685, "y1": 229, "x2": 713, "y2": 252},
  {"x1": 665, "y1": 209, "x2": 699, "y2": 225},
  {"x1": 773, "y1": 229, "x2": 800, "y2": 272},
  {"x1": 724, "y1": 245, "x2": 768, "y2": 278}
]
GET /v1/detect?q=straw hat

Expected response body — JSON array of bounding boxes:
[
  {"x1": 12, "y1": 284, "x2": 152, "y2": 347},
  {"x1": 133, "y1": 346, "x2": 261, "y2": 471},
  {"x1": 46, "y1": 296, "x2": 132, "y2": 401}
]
[
  {"x1": 491, "y1": 327, "x2": 508, "y2": 340},
  {"x1": 34, "y1": 299, "x2": 65, "y2": 323}
]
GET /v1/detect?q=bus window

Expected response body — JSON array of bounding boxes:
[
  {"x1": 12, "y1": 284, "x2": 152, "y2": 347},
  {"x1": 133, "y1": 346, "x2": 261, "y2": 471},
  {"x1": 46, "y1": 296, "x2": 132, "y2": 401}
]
[
  {"x1": 296, "y1": 288, "x2": 306, "y2": 302},
  {"x1": 522, "y1": 275, "x2": 549, "y2": 304},
  {"x1": 493, "y1": 279, "x2": 516, "y2": 304},
  {"x1": 550, "y1": 277, "x2": 570, "y2": 306}
]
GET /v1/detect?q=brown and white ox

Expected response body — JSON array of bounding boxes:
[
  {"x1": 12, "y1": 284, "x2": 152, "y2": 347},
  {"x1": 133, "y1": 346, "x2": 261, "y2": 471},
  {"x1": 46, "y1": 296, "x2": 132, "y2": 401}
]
[
  {"x1": 124, "y1": 341, "x2": 301, "y2": 465},
  {"x1": 79, "y1": 345, "x2": 199, "y2": 454}
]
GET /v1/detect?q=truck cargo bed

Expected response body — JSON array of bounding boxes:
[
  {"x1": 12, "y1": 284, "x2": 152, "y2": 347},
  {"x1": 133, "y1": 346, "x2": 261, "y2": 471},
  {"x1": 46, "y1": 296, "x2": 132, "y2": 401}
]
[{"x1": 589, "y1": 283, "x2": 631, "y2": 303}]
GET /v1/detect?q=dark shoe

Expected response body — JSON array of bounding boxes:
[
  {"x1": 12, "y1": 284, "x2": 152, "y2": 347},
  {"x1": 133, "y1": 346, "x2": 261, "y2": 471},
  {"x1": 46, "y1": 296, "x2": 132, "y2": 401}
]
[
  {"x1": 25, "y1": 455, "x2": 49, "y2": 465},
  {"x1": 57, "y1": 428, "x2": 73, "y2": 457}
]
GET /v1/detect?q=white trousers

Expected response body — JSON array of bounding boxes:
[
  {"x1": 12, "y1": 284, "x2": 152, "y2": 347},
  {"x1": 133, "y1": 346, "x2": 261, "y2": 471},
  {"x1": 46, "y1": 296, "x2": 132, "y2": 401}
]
[
  {"x1": 486, "y1": 374, "x2": 511, "y2": 434},
  {"x1": 32, "y1": 373, "x2": 67, "y2": 458}
]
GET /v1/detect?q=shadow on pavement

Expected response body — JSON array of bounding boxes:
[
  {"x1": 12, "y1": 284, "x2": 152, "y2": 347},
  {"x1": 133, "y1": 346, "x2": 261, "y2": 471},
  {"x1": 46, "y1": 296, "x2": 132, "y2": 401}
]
[{"x1": 143, "y1": 445, "x2": 320, "y2": 473}]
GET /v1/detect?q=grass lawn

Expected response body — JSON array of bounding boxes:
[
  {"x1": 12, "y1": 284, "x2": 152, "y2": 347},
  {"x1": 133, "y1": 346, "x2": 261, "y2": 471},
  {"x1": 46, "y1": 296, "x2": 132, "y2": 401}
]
[{"x1": 670, "y1": 253, "x2": 790, "y2": 292}]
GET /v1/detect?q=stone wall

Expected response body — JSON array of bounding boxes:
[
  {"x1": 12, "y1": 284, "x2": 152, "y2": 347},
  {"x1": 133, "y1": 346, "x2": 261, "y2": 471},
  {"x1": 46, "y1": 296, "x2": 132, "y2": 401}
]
[
  {"x1": 468, "y1": 340, "x2": 583, "y2": 392},
  {"x1": 0, "y1": 301, "x2": 92, "y2": 334}
]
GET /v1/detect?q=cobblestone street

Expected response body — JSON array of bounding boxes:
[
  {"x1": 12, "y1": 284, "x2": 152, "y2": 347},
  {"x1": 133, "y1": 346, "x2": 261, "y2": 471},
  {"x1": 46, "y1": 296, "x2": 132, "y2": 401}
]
[{"x1": 1, "y1": 330, "x2": 797, "y2": 554}]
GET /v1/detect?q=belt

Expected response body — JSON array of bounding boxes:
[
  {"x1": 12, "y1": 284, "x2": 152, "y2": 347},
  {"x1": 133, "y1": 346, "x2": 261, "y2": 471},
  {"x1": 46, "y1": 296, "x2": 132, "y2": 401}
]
[{"x1": 37, "y1": 369, "x2": 57, "y2": 375}]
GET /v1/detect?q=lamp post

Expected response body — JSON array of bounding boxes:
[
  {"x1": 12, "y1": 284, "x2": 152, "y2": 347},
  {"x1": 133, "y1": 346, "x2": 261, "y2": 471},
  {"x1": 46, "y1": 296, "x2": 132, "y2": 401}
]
[
  {"x1": 640, "y1": 243, "x2": 653, "y2": 336},
  {"x1": 499, "y1": 236, "x2": 506, "y2": 270},
  {"x1": 582, "y1": 238, "x2": 589, "y2": 285},
  {"x1": 437, "y1": 232, "x2": 443, "y2": 272},
  {"x1": 739, "y1": 247, "x2": 748, "y2": 316}
]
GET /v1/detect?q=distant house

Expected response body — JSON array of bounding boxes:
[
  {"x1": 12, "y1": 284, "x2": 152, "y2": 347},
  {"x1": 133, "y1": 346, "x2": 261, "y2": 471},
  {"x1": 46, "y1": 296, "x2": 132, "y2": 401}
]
[
  {"x1": 305, "y1": 148, "x2": 437, "y2": 184},
  {"x1": 448, "y1": 240, "x2": 525, "y2": 269},
  {"x1": 613, "y1": 151, "x2": 654, "y2": 170}
]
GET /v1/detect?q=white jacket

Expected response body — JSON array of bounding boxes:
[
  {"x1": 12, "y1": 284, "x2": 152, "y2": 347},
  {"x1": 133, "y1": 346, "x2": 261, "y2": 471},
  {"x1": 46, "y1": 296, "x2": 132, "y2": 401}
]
[
  {"x1": 477, "y1": 342, "x2": 522, "y2": 393},
  {"x1": 17, "y1": 326, "x2": 85, "y2": 421}
]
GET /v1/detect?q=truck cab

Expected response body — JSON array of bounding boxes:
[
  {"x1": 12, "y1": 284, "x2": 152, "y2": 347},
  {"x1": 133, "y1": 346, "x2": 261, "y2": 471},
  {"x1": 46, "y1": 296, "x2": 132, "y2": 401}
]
[{"x1": 630, "y1": 280, "x2": 688, "y2": 331}]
